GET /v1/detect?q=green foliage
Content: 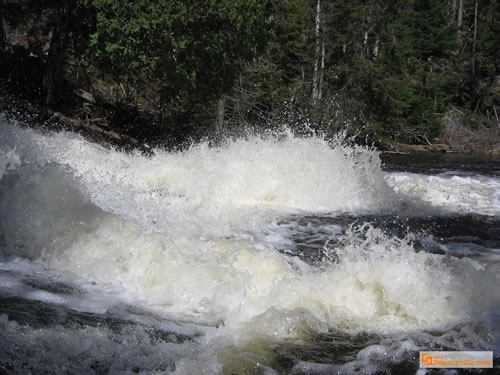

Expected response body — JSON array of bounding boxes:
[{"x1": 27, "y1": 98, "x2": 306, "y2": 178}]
[
  {"x1": 224, "y1": 0, "x2": 312, "y2": 124},
  {"x1": 90, "y1": 0, "x2": 276, "y2": 125},
  {"x1": 468, "y1": 0, "x2": 500, "y2": 113},
  {"x1": 280, "y1": 0, "x2": 458, "y2": 144},
  {"x1": 1, "y1": 0, "x2": 499, "y2": 140}
]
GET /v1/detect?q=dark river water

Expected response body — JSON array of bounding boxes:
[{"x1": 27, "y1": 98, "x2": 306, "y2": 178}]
[{"x1": 1, "y1": 118, "x2": 499, "y2": 374}]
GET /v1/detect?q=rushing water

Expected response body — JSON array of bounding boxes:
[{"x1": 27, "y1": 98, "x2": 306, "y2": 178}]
[{"x1": 0, "y1": 118, "x2": 499, "y2": 374}]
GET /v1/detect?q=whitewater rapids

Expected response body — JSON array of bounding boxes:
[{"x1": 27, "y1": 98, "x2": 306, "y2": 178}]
[{"x1": 0, "y1": 118, "x2": 499, "y2": 374}]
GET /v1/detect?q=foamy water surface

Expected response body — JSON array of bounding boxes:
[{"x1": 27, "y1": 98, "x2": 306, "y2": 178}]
[{"x1": 1, "y1": 119, "x2": 499, "y2": 374}]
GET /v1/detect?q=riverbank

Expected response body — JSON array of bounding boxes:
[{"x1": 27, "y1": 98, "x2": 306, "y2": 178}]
[
  {"x1": 0, "y1": 80, "x2": 207, "y2": 156},
  {"x1": 387, "y1": 112, "x2": 500, "y2": 155},
  {"x1": 0, "y1": 47, "x2": 207, "y2": 154},
  {"x1": 1, "y1": 50, "x2": 498, "y2": 156},
  {"x1": 387, "y1": 142, "x2": 500, "y2": 155},
  {"x1": 3, "y1": 93, "x2": 499, "y2": 157}
]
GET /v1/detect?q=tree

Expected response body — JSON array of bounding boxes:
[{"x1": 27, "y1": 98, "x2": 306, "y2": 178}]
[
  {"x1": 90, "y1": 0, "x2": 276, "y2": 127},
  {"x1": 318, "y1": 0, "x2": 463, "y2": 143},
  {"x1": 466, "y1": 0, "x2": 500, "y2": 117},
  {"x1": 311, "y1": 0, "x2": 324, "y2": 106},
  {"x1": 1, "y1": 0, "x2": 497, "y2": 142},
  {"x1": 1, "y1": 0, "x2": 95, "y2": 105},
  {"x1": 222, "y1": 0, "x2": 312, "y2": 126}
]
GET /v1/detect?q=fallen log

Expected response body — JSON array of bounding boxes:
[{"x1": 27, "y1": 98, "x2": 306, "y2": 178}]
[{"x1": 51, "y1": 111, "x2": 154, "y2": 155}]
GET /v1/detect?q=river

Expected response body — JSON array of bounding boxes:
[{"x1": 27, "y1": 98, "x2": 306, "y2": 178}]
[{"x1": 1, "y1": 118, "x2": 499, "y2": 374}]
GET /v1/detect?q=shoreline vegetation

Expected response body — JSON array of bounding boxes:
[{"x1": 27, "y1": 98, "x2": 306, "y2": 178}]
[{"x1": 0, "y1": 0, "x2": 499, "y2": 155}]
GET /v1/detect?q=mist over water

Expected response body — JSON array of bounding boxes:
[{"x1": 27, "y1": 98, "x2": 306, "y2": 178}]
[{"x1": 1, "y1": 118, "x2": 499, "y2": 374}]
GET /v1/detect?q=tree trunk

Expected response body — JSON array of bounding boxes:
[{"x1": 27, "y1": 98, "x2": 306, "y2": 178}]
[
  {"x1": 471, "y1": 0, "x2": 478, "y2": 108},
  {"x1": 373, "y1": 39, "x2": 379, "y2": 59},
  {"x1": 43, "y1": 2, "x2": 71, "y2": 106},
  {"x1": 216, "y1": 96, "x2": 225, "y2": 133},
  {"x1": 457, "y1": 0, "x2": 464, "y2": 27},
  {"x1": 494, "y1": 105, "x2": 500, "y2": 128},
  {"x1": 318, "y1": 41, "x2": 324, "y2": 102},
  {"x1": 312, "y1": 0, "x2": 323, "y2": 106},
  {"x1": 449, "y1": 0, "x2": 457, "y2": 24},
  {"x1": 471, "y1": 0, "x2": 478, "y2": 78}
]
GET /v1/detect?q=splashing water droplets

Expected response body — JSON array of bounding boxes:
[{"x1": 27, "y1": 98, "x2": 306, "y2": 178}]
[{"x1": 1, "y1": 120, "x2": 499, "y2": 374}]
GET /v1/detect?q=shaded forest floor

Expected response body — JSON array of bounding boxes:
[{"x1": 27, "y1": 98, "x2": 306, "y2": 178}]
[
  {"x1": 389, "y1": 114, "x2": 500, "y2": 155},
  {"x1": 0, "y1": 49, "x2": 208, "y2": 155},
  {"x1": 1, "y1": 49, "x2": 499, "y2": 156}
]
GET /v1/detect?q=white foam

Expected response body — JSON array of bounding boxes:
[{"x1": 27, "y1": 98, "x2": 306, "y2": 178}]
[
  {"x1": 1, "y1": 120, "x2": 499, "y2": 374},
  {"x1": 21, "y1": 125, "x2": 398, "y2": 236},
  {"x1": 0, "y1": 146, "x2": 21, "y2": 179},
  {"x1": 1, "y1": 122, "x2": 497, "y2": 330},
  {"x1": 31, "y1": 219, "x2": 481, "y2": 335},
  {"x1": 386, "y1": 172, "x2": 500, "y2": 216}
]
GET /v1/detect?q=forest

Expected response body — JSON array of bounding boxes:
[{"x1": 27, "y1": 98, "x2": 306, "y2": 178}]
[{"x1": 0, "y1": 0, "x2": 499, "y2": 148}]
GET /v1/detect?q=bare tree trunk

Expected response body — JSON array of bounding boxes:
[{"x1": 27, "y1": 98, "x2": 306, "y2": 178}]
[
  {"x1": 43, "y1": 2, "x2": 71, "y2": 106},
  {"x1": 457, "y1": 0, "x2": 464, "y2": 27},
  {"x1": 318, "y1": 41, "x2": 324, "y2": 102},
  {"x1": 471, "y1": 0, "x2": 478, "y2": 87},
  {"x1": 312, "y1": 0, "x2": 322, "y2": 106},
  {"x1": 373, "y1": 39, "x2": 379, "y2": 59},
  {"x1": 216, "y1": 97, "x2": 225, "y2": 133},
  {"x1": 494, "y1": 105, "x2": 500, "y2": 128},
  {"x1": 449, "y1": 0, "x2": 457, "y2": 24}
]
